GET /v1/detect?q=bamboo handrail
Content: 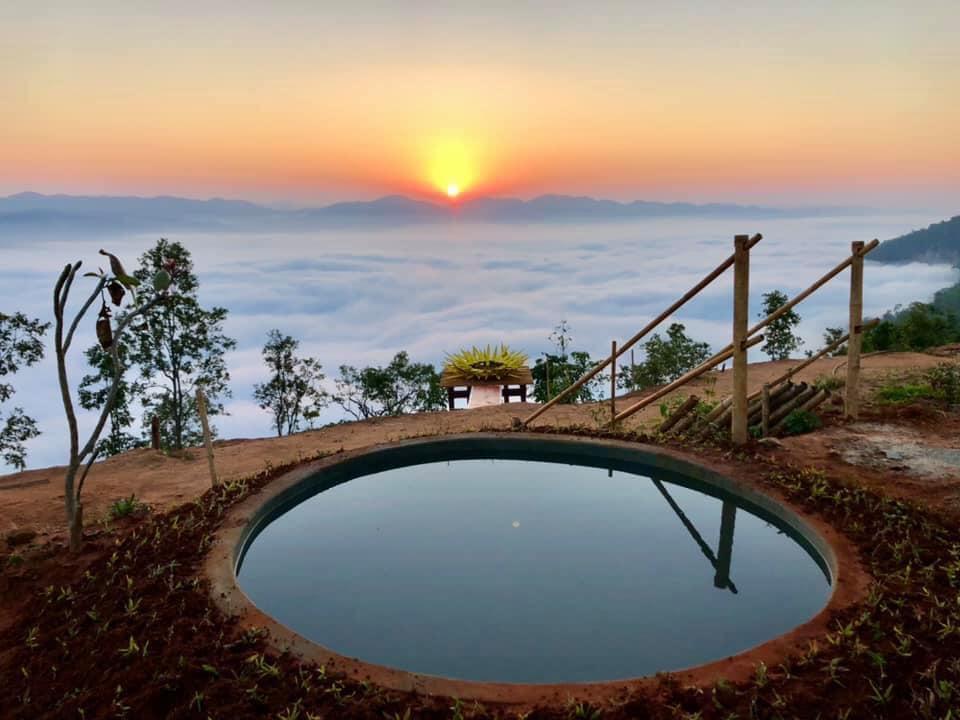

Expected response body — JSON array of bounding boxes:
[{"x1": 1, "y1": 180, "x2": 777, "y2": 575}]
[
  {"x1": 613, "y1": 334, "x2": 764, "y2": 423},
  {"x1": 746, "y1": 239, "x2": 878, "y2": 339},
  {"x1": 522, "y1": 233, "x2": 762, "y2": 426}
]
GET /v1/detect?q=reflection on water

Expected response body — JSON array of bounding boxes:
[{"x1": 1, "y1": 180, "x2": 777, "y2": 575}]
[{"x1": 239, "y1": 458, "x2": 830, "y2": 683}]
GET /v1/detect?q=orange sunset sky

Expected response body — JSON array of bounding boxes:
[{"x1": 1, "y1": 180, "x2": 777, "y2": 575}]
[{"x1": 2, "y1": 1, "x2": 958, "y2": 207}]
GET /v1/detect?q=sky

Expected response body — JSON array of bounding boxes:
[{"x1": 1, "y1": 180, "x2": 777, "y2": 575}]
[{"x1": 2, "y1": 1, "x2": 958, "y2": 208}]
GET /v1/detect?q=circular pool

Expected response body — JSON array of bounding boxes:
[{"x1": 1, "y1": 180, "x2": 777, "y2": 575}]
[{"x1": 234, "y1": 436, "x2": 832, "y2": 684}]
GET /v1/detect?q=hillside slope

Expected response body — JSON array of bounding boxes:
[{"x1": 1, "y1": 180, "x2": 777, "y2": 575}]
[{"x1": 872, "y1": 215, "x2": 960, "y2": 264}]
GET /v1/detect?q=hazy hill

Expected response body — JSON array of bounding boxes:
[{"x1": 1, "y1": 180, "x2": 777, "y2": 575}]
[
  {"x1": 0, "y1": 192, "x2": 874, "y2": 233},
  {"x1": 872, "y1": 215, "x2": 960, "y2": 265}
]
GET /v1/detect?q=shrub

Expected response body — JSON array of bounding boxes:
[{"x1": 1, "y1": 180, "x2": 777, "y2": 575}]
[
  {"x1": 620, "y1": 323, "x2": 711, "y2": 391},
  {"x1": 927, "y1": 362, "x2": 960, "y2": 405},
  {"x1": 875, "y1": 383, "x2": 936, "y2": 405},
  {"x1": 813, "y1": 374, "x2": 844, "y2": 392},
  {"x1": 781, "y1": 409, "x2": 822, "y2": 435}
]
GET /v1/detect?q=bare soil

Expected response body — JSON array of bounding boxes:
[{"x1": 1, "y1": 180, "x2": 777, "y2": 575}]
[{"x1": 1, "y1": 351, "x2": 959, "y2": 719}]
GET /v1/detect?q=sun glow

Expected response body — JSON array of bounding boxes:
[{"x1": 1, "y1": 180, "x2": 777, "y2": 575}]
[{"x1": 421, "y1": 137, "x2": 486, "y2": 199}]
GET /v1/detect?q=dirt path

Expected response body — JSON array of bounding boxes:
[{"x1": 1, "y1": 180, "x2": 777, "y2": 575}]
[{"x1": 1, "y1": 351, "x2": 952, "y2": 539}]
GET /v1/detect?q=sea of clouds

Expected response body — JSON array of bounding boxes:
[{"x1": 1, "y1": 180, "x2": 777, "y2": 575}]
[{"x1": 1, "y1": 212, "x2": 955, "y2": 471}]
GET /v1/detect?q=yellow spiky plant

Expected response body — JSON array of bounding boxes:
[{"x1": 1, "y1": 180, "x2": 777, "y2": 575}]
[{"x1": 443, "y1": 344, "x2": 529, "y2": 383}]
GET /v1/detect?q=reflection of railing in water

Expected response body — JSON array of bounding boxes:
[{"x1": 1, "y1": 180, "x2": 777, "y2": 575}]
[{"x1": 651, "y1": 479, "x2": 738, "y2": 594}]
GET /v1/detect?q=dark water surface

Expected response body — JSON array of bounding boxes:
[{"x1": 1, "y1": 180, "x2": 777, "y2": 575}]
[{"x1": 238, "y1": 455, "x2": 830, "y2": 683}]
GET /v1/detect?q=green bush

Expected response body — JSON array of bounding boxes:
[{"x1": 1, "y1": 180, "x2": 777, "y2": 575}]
[
  {"x1": 875, "y1": 383, "x2": 936, "y2": 405},
  {"x1": 781, "y1": 409, "x2": 822, "y2": 436},
  {"x1": 927, "y1": 362, "x2": 960, "y2": 405}
]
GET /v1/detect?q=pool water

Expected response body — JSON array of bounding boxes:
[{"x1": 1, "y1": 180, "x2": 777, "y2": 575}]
[{"x1": 238, "y1": 452, "x2": 831, "y2": 683}]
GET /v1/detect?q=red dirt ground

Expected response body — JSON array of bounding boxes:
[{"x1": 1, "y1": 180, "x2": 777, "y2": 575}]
[{"x1": 1, "y1": 351, "x2": 958, "y2": 718}]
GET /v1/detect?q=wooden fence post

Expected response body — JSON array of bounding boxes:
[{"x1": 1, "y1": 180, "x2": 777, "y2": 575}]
[
  {"x1": 609, "y1": 340, "x2": 617, "y2": 426},
  {"x1": 150, "y1": 416, "x2": 160, "y2": 450},
  {"x1": 760, "y1": 384, "x2": 771, "y2": 438},
  {"x1": 196, "y1": 388, "x2": 219, "y2": 487},
  {"x1": 731, "y1": 234, "x2": 751, "y2": 444},
  {"x1": 846, "y1": 240, "x2": 865, "y2": 419}
]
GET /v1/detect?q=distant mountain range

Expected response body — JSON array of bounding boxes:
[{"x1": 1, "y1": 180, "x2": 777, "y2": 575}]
[
  {"x1": 0, "y1": 191, "x2": 879, "y2": 233},
  {"x1": 871, "y1": 215, "x2": 960, "y2": 265}
]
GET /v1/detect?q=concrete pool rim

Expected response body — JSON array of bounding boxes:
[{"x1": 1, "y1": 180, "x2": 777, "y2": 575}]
[{"x1": 204, "y1": 432, "x2": 869, "y2": 706}]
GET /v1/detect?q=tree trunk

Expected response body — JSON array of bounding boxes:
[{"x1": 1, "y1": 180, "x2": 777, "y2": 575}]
[{"x1": 69, "y1": 502, "x2": 83, "y2": 552}]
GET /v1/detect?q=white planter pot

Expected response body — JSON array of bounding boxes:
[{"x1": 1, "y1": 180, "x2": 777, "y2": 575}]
[{"x1": 467, "y1": 384, "x2": 502, "y2": 408}]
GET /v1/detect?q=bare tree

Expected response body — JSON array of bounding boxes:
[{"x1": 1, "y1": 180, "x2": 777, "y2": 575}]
[{"x1": 53, "y1": 251, "x2": 173, "y2": 551}]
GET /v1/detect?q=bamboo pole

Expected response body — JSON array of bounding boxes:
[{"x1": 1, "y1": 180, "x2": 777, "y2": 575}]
[
  {"x1": 845, "y1": 241, "x2": 865, "y2": 419},
  {"x1": 761, "y1": 384, "x2": 771, "y2": 438},
  {"x1": 732, "y1": 234, "x2": 751, "y2": 445},
  {"x1": 768, "y1": 385, "x2": 819, "y2": 428},
  {"x1": 196, "y1": 388, "x2": 219, "y2": 487},
  {"x1": 671, "y1": 405, "x2": 705, "y2": 435},
  {"x1": 613, "y1": 334, "x2": 763, "y2": 424},
  {"x1": 659, "y1": 395, "x2": 700, "y2": 433},
  {"x1": 770, "y1": 389, "x2": 831, "y2": 434},
  {"x1": 747, "y1": 238, "x2": 878, "y2": 339},
  {"x1": 748, "y1": 380, "x2": 796, "y2": 423},
  {"x1": 522, "y1": 233, "x2": 763, "y2": 426},
  {"x1": 609, "y1": 340, "x2": 617, "y2": 427}
]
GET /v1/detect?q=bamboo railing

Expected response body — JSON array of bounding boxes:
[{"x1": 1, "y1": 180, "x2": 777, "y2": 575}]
[
  {"x1": 521, "y1": 232, "x2": 877, "y2": 443},
  {"x1": 521, "y1": 233, "x2": 763, "y2": 427},
  {"x1": 612, "y1": 239, "x2": 879, "y2": 427}
]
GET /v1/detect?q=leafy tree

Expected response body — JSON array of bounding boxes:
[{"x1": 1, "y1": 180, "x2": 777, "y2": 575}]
[
  {"x1": 619, "y1": 322, "x2": 711, "y2": 391},
  {"x1": 531, "y1": 320, "x2": 604, "y2": 403},
  {"x1": 0, "y1": 312, "x2": 48, "y2": 469},
  {"x1": 862, "y1": 302, "x2": 960, "y2": 353},
  {"x1": 932, "y1": 280, "x2": 960, "y2": 316},
  {"x1": 822, "y1": 327, "x2": 848, "y2": 357},
  {"x1": 759, "y1": 290, "x2": 803, "y2": 360},
  {"x1": 333, "y1": 351, "x2": 444, "y2": 420},
  {"x1": 253, "y1": 330, "x2": 327, "y2": 436},
  {"x1": 532, "y1": 351, "x2": 602, "y2": 403},
  {"x1": 126, "y1": 239, "x2": 236, "y2": 450},
  {"x1": 78, "y1": 343, "x2": 140, "y2": 457}
]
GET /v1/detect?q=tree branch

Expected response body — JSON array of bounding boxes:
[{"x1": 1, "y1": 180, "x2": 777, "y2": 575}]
[
  {"x1": 53, "y1": 264, "x2": 79, "y2": 466},
  {"x1": 63, "y1": 276, "x2": 107, "y2": 355},
  {"x1": 78, "y1": 294, "x2": 166, "y2": 461}
]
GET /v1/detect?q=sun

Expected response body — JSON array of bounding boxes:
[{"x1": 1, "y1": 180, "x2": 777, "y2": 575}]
[{"x1": 420, "y1": 137, "x2": 481, "y2": 200}]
